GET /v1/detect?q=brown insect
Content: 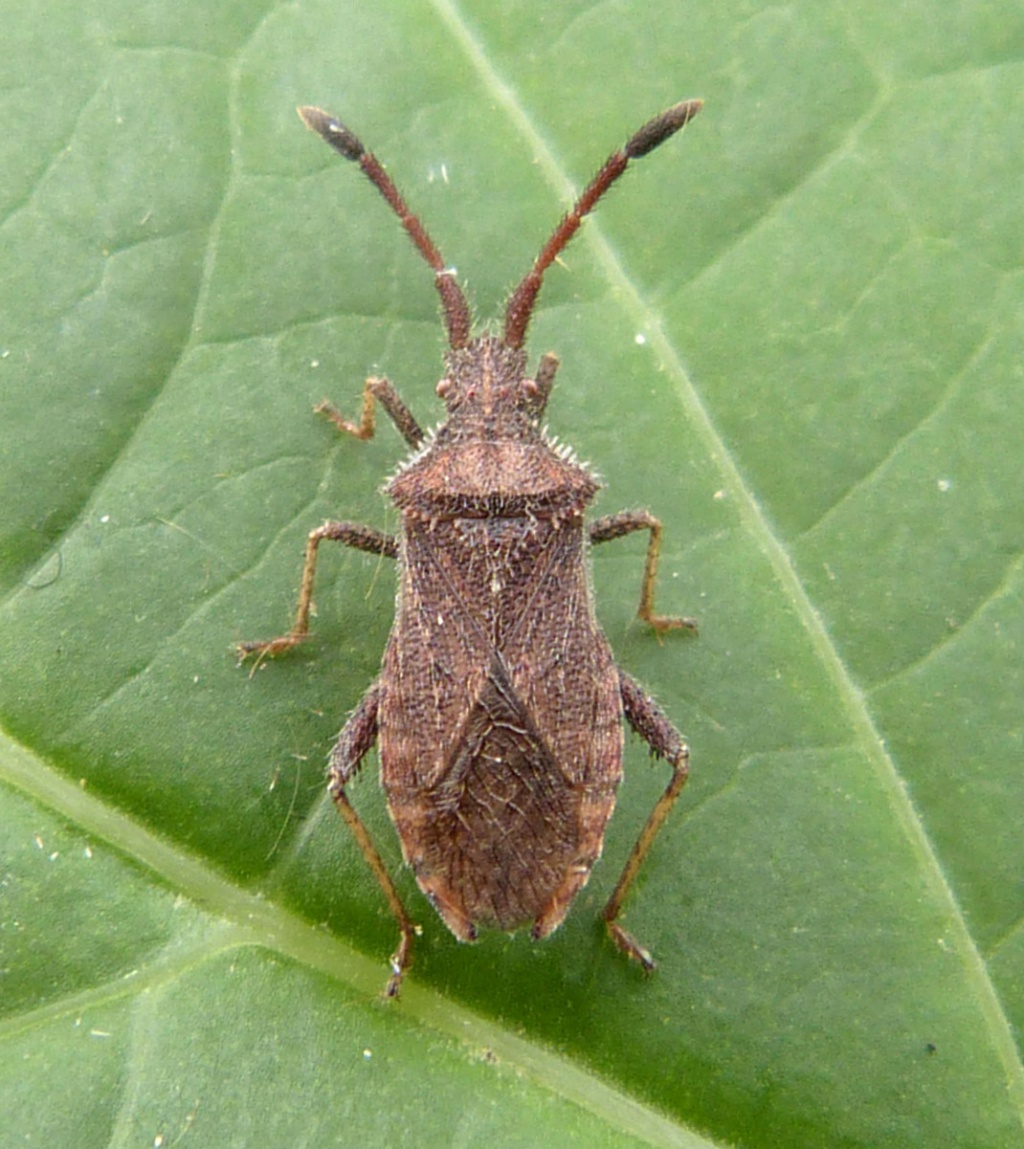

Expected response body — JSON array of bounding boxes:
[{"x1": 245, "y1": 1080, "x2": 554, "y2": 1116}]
[{"x1": 239, "y1": 99, "x2": 702, "y2": 995}]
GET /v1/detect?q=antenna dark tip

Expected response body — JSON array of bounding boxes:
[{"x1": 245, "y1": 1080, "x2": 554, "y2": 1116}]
[
  {"x1": 502, "y1": 98, "x2": 703, "y2": 348},
  {"x1": 297, "y1": 103, "x2": 473, "y2": 350},
  {"x1": 297, "y1": 105, "x2": 364, "y2": 162},
  {"x1": 624, "y1": 99, "x2": 703, "y2": 159}
]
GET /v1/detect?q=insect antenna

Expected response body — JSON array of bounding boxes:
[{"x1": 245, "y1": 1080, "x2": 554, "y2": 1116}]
[
  {"x1": 298, "y1": 105, "x2": 473, "y2": 350},
  {"x1": 502, "y1": 99, "x2": 703, "y2": 349}
]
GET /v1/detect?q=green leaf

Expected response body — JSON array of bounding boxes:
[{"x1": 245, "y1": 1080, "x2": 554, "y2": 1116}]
[{"x1": 2, "y1": 1, "x2": 1021, "y2": 1146}]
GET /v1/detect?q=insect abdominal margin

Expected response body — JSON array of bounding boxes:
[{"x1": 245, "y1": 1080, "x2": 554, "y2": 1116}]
[{"x1": 240, "y1": 99, "x2": 702, "y2": 996}]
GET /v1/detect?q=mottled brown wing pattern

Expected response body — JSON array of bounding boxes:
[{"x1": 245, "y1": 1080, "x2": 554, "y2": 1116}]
[
  {"x1": 240, "y1": 100, "x2": 702, "y2": 993},
  {"x1": 381, "y1": 513, "x2": 623, "y2": 935}
]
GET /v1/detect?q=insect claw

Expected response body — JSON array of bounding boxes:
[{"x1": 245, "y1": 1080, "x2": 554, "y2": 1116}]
[
  {"x1": 606, "y1": 921, "x2": 658, "y2": 973},
  {"x1": 235, "y1": 635, "x2": 309, "y2": 677}
]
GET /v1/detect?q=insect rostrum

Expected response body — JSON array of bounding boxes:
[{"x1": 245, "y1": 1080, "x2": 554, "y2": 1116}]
[{"x1": 239, "y1": 99, "x2": 703, "y2": 996}]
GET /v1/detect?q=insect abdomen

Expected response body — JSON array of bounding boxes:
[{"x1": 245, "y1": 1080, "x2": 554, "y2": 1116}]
[{"x1": 379, "y1": 512, "x2": 623, "y2": 936}]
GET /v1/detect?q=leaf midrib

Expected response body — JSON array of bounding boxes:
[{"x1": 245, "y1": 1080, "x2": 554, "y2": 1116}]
[
  {"x1": 0, "y1": 728, "x2": 720, "y2": 1149},
  {"x1": 427, "y1": 0, "x2": 1024, "y2": 1118}
]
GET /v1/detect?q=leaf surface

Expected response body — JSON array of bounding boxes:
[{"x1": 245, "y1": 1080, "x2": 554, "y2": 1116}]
[{"x1": 2, "y1": 1, "x2": 1022, "y2": 1146}]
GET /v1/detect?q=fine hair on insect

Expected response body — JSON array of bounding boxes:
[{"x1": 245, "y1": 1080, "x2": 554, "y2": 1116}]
[{"x1": 239, "y1": 97, "x2": 702, "y2": 996}]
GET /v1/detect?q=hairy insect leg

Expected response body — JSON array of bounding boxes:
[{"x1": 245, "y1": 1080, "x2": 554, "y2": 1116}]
[
  {"x1": 523, "y1": 352, "x2": 559, "y2": 419},
  {"x1": 328, "y1": 680, "x2": 418, "y2": 998},
  {"x1": 589, "y1": 510, "x2": 698, "y2": 634},
  {"x1": 603, "y1": 671, "x2": 689, "y2": 971},
  {"x1": 316, "y1": 376, "x2": 425, "y2": 450},
  {"x1": 236, "y1": 522, "x2": 397, "y2": 665}
]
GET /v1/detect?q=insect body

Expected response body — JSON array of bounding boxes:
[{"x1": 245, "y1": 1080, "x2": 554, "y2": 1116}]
[{"x1": 240, "y1": 99, "x2": 702, "y2": 995}]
